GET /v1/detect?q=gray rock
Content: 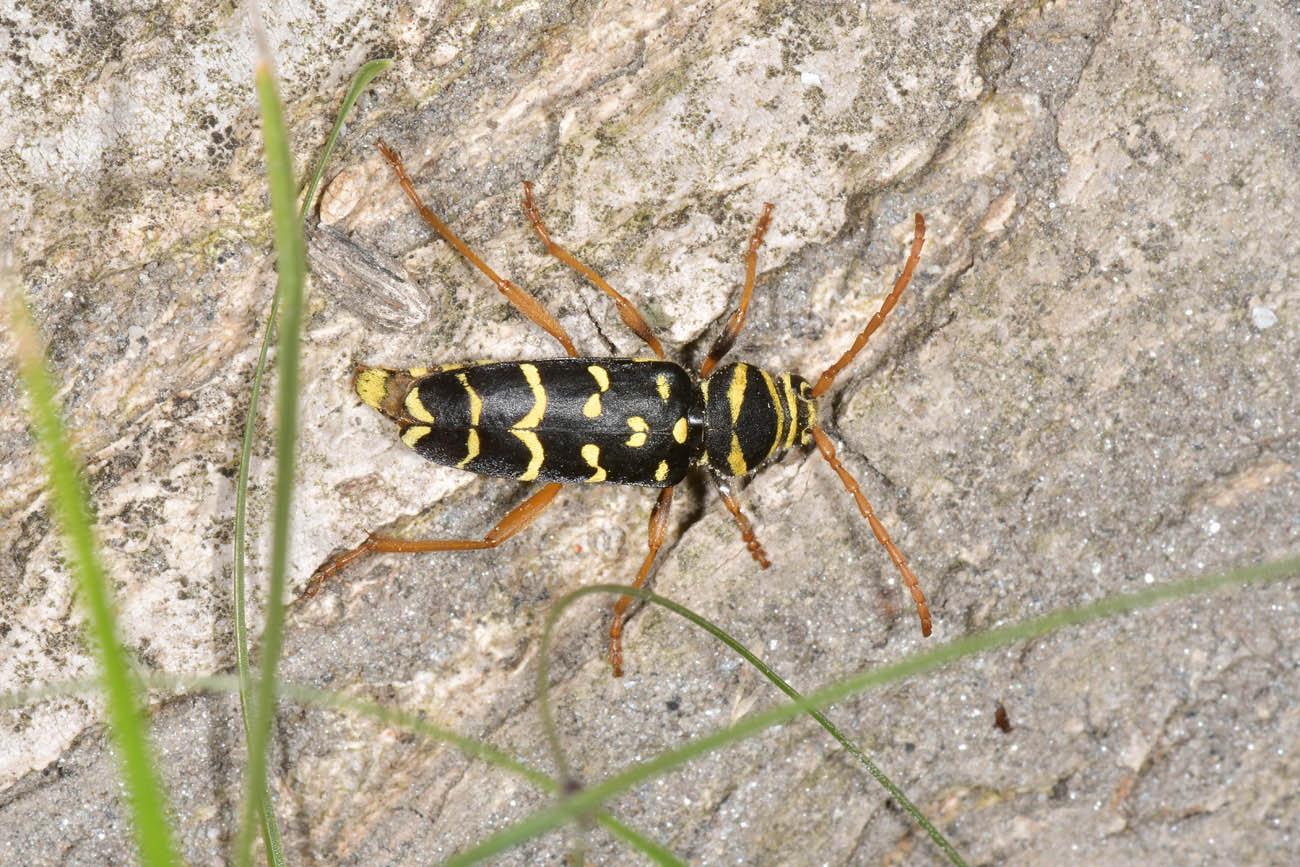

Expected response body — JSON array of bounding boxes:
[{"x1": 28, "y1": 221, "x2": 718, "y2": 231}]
[{"x1": 2, "y1": 1, "x2": 1297, "y2": 864}]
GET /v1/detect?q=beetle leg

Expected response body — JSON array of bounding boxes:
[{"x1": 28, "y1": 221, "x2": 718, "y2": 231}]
[
  {"x1": 698, "y1": 203, "x2": 775, "y2": 379},
  {"x1": 375, "y1": 140, "x2": 579, "y2": 357},
  {"x1": 710, "y1": 470, "x2": 770, "y2": 569},
  {"x1": 608, "y1": 485, "x2": 675, "y2": 677},
  {"x1": 810, "y1": 427, "x2": 931, "y2": 636},
  {"x1": 521, "y1": 182, "x2": 665, "y2": 359},
  {"x1": 302, "y1": 482, "x2": 564, "y2": 599},
  {"x1": 810, "y1": 213, "x2": 924, "y2": 398}
]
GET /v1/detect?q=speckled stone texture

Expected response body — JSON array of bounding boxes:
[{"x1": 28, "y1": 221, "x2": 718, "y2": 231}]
[{"x1": 2, "y1": 1, "x2": 1297, "y2": 864}]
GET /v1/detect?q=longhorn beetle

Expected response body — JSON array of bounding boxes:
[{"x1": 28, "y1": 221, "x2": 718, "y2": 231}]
[{"x1": 307, "y1": 140, "x2": 930, "y2": 676}]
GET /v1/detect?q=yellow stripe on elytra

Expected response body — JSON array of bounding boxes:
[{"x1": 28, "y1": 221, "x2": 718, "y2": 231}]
[
  {"x1": 516, "y1": 363, "x2": 546, "y2": 428},
  {"x1": 355, "y1": 369, "x2": 390, "y2": 410},
  {"x1": 656, "y1": 373, "x2": 670, "y2": 402},
  {"x1": 401, "y1": 425, "x2": 431, "y2": 449},
  {"x1": 760, "y1": 368, "x2": 783, "y2": 455},
  {"x1": 727, "y1": 363, "x2": 748, "y2": 424},
  {"x1": 457, "y1": 429, "x2": 480, "y2": 468},
  {"x1": 782, "y1": 375, "x2": 799, "y2": 450},
  {"x1": 583, "y1": 365, "x2": 610, "y2": 418},
  {"x1": 511, "y1": 430, "x2": 544, "y2": 480},
  {"x1": 654, "y1": 460, "x2": 670, "y2": 482},
  {"x1": 625, "y1": 416, "x2": 649, "y2": 448},
  {"x1": 672, "y1": 417, "x2": 688, "y2": 444},
  {"x1": 581, "y1": 443, "x2": 607, "y2": 483},
  {"x1": 727, "y1": 432, "x2": 748, "y2": 475},
  {"x1": 457, "y1": 373, "x2": 482, "y2": 426},
  {"x1": 404, "y1": 388, "x2": 435, "y2": 424}
]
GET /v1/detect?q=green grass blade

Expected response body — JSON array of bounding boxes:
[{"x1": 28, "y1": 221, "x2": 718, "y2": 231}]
[
  {"x1": 297, "y1": 58, "x2": 391, "y2": 223},
  {"x1": 0, "y1": 671, "x2": 683, "y2": 866},
  {"x1": 230, "y1": 225, "x2": 287, "y2": 867},
  {"x1": 5, "y1": 551, "x2": 1289, "y2": 863},
  {"x1": 231, "y1": 55, "x2": 390, "y2": 867},
  {"x1": 273, "y1": 685, "x2": 686, "y2": 866},
  {"x1": 452, "y1": 554, "x2": 1300, "y2": 864},
  {"x1": 4, "y1": 258, "x2": 179, "y2": 866},
  {"x1": 233, "y1": 46, "x2": 305, "y2": 867},
  {"x1": 537, "y1": 585, "x2": 963, "y2": 865}
]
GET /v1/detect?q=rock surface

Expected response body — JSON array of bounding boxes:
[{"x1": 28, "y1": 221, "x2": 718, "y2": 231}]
[{"x1": 2, "y1": 1, "x2": 1298, "y2": 863}]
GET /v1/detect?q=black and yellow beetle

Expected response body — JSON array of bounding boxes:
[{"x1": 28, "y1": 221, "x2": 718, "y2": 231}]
[{"x1": 308, "y1": 140, "x2": 930, "y2": 676}]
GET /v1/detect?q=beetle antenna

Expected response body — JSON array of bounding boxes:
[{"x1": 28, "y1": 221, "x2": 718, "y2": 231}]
[{"x1": 810, "y1": 213, "x2": 924, "y2": 398}]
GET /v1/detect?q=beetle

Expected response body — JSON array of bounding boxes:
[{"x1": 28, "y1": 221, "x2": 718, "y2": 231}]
[{"x1": 307, "y1": 140, "x2": 930, "y2": 676}]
